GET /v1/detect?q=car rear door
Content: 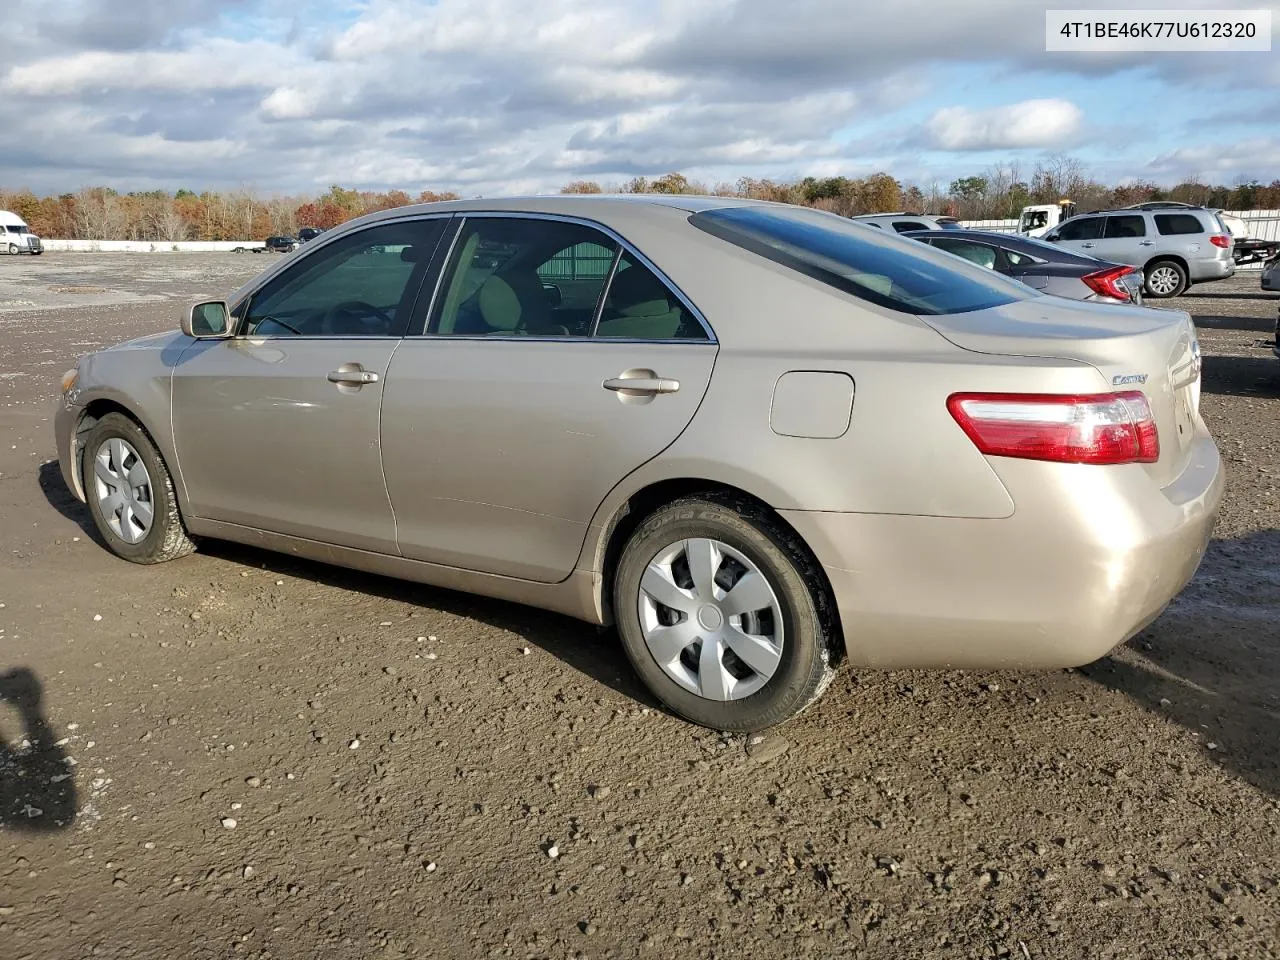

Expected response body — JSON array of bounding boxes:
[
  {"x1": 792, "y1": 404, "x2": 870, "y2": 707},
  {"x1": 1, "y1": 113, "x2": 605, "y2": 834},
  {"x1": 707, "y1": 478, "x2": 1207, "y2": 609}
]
[
  {"x1": 379, "y1": 214, "x2": 718, "y2": 583},
  {"x1": 171, "y1": 217, "x2": 448, "y2": 554}
]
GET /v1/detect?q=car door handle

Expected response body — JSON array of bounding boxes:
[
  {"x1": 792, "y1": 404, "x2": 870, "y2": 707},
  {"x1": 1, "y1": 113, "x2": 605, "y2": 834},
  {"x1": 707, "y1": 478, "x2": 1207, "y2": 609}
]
[
  {"x1": 603, "y1": 376, "x2": 680, "y2": 395},
  {"x1": 1138, "y1": 240, "x2": 1154, "y2": 246},
  {"x1": 327, "y1": 367, "x2": 379, "y2": 385},
  {"x1": 1080, "y1": 242, "x2": 1094, "y2": 248}
]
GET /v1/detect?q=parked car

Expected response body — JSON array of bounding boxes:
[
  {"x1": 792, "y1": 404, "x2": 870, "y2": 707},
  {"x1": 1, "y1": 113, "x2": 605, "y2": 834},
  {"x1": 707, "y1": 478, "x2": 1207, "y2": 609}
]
[
  {"x1": 298, "y1": 227, "x2": 324, "y2": 243},
  {"x1": 849, "y1": 213, "x2": 963, "y2": 233},
  {"x1": 901, "y1": 229, "x2": 1144, "y2": 305},
  {"x1": 1042, "y1": 207, "x2": 1234, "y2": 299},
  {"x1": 1263, "y1": 254, "x2": 1280, "y2": 293},
  {"x1": 264, "y1": 235, "x2": 298, "y2": 253},
  {"x1": 53, "y1": 196, "x2": 1222, "y2": 731},
  {"x1": 0, "y1": 209, "x2": 44, "y2": 255}
]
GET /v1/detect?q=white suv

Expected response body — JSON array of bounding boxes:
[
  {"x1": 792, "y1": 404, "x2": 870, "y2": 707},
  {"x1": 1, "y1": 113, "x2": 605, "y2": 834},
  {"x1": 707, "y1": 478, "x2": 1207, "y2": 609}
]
[{"x1": 849, "y1": 213, "x2": 962, "y2": 233}]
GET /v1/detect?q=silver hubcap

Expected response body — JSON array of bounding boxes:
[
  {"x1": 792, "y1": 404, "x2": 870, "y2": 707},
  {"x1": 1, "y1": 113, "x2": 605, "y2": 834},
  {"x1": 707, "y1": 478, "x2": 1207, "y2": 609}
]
[
  {"x1": 92, "y1": 438, "x2": 154, "y2": 544},
  {"x1": 1148, "y1": 266, "x2": 1180, "y2": 295},
  {"x1": 638, "y1": 538, "x2": 784, "y2": 702}
]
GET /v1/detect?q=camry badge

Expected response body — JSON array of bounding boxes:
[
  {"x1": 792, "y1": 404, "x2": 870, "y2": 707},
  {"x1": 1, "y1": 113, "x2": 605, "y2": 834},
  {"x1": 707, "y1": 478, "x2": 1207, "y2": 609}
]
[{"x1": 1112, "y1": 373, "x2": 1148, "y2": 386}]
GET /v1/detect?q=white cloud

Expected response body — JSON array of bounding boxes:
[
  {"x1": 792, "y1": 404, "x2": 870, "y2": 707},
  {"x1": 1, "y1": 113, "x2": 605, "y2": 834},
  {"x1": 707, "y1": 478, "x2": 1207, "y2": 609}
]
[{"x1": 924, "y1": 99, "x2": 1085, "y2": 151}]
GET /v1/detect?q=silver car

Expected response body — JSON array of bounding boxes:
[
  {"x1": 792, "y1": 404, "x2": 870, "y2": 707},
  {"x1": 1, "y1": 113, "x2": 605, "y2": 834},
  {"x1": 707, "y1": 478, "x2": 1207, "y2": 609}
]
[
  {"x1": 1043, "y1": 207, "x2": 1234, "y2": 299},
  {"x1": 54, "y1": 196, "x2": 1223, "y2": 731}
]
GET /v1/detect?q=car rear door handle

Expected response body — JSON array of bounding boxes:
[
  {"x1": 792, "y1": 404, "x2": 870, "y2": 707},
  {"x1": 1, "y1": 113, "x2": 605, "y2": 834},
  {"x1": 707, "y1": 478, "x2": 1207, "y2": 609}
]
[
  {"x1": 1138, "y1": 240, "x2": 1154, "y2": 246},
  {"x1": 603, "y1": 375, "x2": 680, "y2": 395},
  {"x1": 327, "y1": 366, "x2": 379, "y2": 385}
]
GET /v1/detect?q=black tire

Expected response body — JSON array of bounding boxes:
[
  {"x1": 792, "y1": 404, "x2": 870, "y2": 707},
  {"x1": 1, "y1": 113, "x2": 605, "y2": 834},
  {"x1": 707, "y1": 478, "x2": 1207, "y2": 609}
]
[
  {"x1": 612, "y1": 494, "x2": 837, "y2": 732},
  {"x1": 7, "y1": 244, "x2": 18, "y2": 255},
  {"x1": 1144, "y1": 259, "x2": 1188, "y2": 298},
  {"x1": 81, "y1": 412, "x2": 196, "y2": 564}
]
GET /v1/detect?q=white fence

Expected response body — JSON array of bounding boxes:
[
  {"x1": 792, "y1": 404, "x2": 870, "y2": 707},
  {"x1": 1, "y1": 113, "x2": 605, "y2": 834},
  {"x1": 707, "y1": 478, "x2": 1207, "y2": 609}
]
[
  {"x1": 959, "y1": 209, "x2": 1280, "y2": 268},
  {"x1": 39, "y1": 239, "x2": 262, "y2": 253}
]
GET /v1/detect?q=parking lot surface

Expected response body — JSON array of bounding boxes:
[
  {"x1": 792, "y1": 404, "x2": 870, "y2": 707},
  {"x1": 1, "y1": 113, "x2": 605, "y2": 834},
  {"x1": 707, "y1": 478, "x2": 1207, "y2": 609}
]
[{"x1": 1, "y1": 254, "x2": 1277, "y2": 960}]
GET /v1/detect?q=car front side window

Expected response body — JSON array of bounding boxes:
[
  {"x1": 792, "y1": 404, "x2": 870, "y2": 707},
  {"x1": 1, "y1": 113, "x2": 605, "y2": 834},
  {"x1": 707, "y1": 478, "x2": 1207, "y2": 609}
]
[
  {"x1": 1057, "y1": 217, "x2": 1103, "y2": 242},
  {"x1": 242, "y1": 219, "x2": 446, "y2": 338}
]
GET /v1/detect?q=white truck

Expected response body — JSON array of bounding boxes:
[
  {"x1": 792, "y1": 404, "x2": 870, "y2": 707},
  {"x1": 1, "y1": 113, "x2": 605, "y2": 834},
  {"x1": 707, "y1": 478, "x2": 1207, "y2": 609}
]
[
  {"x1": 0, "y1": 210, "x2": 44, "y2": 255},
  {"x1": 1017, "y1": 200, "x2": 1077, "y2": 238}
]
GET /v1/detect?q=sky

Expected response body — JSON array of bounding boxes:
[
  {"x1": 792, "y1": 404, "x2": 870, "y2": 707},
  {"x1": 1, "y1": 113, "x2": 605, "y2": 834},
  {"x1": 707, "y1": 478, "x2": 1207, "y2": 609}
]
[{"x1": 1, "y1": 0, "x2": 1278, "y2": 198}]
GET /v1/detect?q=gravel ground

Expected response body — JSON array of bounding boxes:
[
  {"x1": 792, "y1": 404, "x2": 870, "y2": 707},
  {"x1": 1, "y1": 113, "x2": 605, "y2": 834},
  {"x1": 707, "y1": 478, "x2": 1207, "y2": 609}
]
[{"x1": 1, "y1": 254, "x2": 1277, "y2": 960}]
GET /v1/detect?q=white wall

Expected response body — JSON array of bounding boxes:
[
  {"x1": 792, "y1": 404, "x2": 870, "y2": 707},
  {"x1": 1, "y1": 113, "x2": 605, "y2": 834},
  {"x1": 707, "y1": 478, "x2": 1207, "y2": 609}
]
[{"x1": 39, "y1": 239, "x2": 263, "y2": 253}]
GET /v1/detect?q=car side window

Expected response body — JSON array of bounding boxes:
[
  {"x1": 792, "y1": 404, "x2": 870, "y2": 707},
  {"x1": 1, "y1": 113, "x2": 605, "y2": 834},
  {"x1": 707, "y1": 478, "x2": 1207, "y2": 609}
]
[
  {"x1": 242, "y1": 219, "x2": 446, "y2": 337},
  {"x1": 1004, "y1": 248, "x2": 1042, "y2": 267},
  {"x1": 594, "y1": 252, "x2": 708, "y2": 341},
  {"x1": 1056, "y1": 217, "x2": 1103, "y2": 242},
  {"x1": 928, "y1": 237, "x2": 998, "y2": 270},
  {"x1": 1103, "y1": 215, "x2": 1147, "y2": 239},
  {"x1": 431, "y1": 218, "x2": 620, "y2": 337},
  {"x1": 892, "y1": 221, "x2": 931, "y2": 233},
  {"x1": 1155, "y1": 213, "x2": 1206, "y2": 236}
]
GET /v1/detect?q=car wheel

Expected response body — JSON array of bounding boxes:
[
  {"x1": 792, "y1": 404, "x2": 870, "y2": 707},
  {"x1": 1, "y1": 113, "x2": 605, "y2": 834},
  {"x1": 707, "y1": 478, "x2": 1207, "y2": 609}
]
[
  {"x1": 7, "y1": 244, "x2": 18, "y2": 255},
  {"x1": 1144, "y1": 260, "x2": 1188, "y2": 298},
  {"x1": 81, "y1": 413, "x2": 196, "y2": 564},
  {"x1": 613, "y1": 494, "x2": 837, "y2": 732}
]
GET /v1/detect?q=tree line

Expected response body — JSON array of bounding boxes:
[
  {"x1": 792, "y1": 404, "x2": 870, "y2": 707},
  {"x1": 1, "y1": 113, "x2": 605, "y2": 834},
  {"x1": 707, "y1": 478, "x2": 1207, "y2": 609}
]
[{"x1": 4, "y1": 158, "x2": 1278, "y2": 241}]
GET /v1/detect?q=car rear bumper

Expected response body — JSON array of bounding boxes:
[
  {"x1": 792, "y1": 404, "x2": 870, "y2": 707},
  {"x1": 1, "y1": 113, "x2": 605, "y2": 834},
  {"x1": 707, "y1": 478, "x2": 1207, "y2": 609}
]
[
  {"x1": 780, "y1": 430, "x2": 1223, "y2": 670},
  {"x1": 1189, "y1": 257, "x2": 1234, "y2": 282}
]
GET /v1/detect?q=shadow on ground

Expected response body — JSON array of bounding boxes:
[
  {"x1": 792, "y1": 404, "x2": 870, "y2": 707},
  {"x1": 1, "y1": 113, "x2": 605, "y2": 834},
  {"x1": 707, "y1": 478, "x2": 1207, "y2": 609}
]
[
  {"x1": 1081, "y1": 529, "x2": 1280, "y2": 798},
  {"x1": 0, "y1": 668, "x2": 77, "y2": 831},
  {"x1": 1199, "y1": 354, "x2": 1280, "y2": 399},
  {"x1": 38, "y1": 459, "x2": 106, "y2": 548},
  {"x1": 36, "y1": 462, "x2": 658, "y2": 711}
]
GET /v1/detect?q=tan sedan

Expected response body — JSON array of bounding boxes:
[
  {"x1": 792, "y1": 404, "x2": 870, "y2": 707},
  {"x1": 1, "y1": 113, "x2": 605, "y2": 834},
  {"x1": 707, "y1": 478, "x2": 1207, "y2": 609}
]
[{"x1": 54, "y1": 196, "x2": 1223, "y2": 731}]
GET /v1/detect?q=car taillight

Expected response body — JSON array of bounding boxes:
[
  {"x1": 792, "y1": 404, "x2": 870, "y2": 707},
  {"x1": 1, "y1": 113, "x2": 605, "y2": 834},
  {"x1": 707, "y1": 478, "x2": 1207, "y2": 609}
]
[
  {"x1": 947, "y1": 391, "x2": 1159, "y2": 465},
  {"x1": 1081, "y1": 264, "x2": 1136, "y2": 301},
  {"x1": 1209, "y1": 234, "x2": 1230, "y2": 248}
]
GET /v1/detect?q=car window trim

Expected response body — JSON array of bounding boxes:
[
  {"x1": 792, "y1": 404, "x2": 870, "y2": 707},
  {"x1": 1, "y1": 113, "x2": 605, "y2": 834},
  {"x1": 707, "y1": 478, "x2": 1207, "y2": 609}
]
[
  {"x1": 228, "y1": 213, "x2": 454, "y2": 340},
  {"x1": 588, "y1": 246, "x2": 625, "y2": 339},
  {"x1": 411, "y1": 211, "x2": 717, "y2": 344}
]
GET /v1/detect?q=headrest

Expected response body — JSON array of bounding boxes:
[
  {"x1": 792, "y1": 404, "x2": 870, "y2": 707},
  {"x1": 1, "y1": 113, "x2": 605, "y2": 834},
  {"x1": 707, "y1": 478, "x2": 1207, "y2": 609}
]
[{"x1": 478, "y1": 275, "x2": 522, "y2": 331}]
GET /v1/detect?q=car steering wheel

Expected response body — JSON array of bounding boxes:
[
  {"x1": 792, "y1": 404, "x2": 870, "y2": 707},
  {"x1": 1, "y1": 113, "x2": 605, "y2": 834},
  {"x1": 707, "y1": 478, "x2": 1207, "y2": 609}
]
[{"x1": 322, "y1": 300, "x2": 395, "y2": 335}]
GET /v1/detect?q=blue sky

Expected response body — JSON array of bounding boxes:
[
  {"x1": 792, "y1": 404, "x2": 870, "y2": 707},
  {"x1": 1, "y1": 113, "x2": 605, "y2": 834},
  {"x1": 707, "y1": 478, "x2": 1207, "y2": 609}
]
[{"x1": 1, "y1": 0, "x2": 1277, "y2": 197}]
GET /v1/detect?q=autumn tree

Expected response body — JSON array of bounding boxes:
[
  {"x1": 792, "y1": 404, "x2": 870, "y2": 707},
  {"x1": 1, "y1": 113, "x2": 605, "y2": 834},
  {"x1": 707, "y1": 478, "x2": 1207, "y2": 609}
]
[{"x1": 561, "y1": 180, "x2": 603, "y2": 194}]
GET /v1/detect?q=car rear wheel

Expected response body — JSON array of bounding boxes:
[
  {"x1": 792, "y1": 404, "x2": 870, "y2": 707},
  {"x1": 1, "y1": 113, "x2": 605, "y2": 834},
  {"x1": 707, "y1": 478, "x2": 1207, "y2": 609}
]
[
  {"x1": 1144, "y1": 260, "x2": 1187, "y2": 298},
  {"x1": 7, "y1": 244, "x2": 19, "y2": 255},
  {"x1": 613, "y1": 494, "x2": 837, "y2": 732},
  {"x1": 81, "y1": 413, "x2": 196, "y2": 564}
]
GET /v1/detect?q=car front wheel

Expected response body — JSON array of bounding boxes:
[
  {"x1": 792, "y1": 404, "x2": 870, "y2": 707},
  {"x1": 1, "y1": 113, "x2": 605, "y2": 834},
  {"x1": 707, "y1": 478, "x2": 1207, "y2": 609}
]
[
  {"x1": 81, "y1": 413, "x2": 196, "y2": 564},
  {"x1": 613, "y1": 494, "x2": 837, "y2": 732}
]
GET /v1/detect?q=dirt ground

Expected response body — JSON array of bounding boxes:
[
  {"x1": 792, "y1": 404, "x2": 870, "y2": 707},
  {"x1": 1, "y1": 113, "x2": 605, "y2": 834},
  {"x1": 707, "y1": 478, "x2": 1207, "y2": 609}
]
[{"x1": 1, "y1": 253, "x2": 1277, "y2": 960}]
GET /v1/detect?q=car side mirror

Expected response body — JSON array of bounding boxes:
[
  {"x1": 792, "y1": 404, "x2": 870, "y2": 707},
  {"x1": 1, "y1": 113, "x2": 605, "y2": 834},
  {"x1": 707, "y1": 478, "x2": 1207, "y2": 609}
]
[{"x1": 182, "y1": 300, "x2": 232, "y2": 338}]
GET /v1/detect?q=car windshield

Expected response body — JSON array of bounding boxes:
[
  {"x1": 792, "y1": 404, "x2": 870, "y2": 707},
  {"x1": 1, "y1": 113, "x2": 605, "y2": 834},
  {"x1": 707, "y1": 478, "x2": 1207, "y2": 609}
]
[
  {"x1": 690, "y1": 206, "x2": 1034, "y2": 315},
  {"x1": 6, "y1": 224, "x2": 27, "y2": 233}
]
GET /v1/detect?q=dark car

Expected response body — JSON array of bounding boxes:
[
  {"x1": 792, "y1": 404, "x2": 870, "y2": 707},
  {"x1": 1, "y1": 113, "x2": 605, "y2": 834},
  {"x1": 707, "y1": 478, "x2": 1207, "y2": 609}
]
[
  {"x1": 298, "y1": 227, "x2": 323, "y2": 243},
  {"x1": 264, "y1": 235, "x2": 298, "y2": 253},
  {"x1": 901, "y1": 229, "x2": 1144, "y2": 305}
]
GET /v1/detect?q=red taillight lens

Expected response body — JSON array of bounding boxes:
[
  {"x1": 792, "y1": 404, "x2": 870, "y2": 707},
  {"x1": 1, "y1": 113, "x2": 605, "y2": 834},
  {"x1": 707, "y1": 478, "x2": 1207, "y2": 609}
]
[
  {"x1": 1209, "y1": 234, "x2": 1231, "y2": 248},
  {"x1": 947, "y1": 391, "x2": 1159, "y2": 465},
  {"x1": 1081, "y1": 264, "x2": 1135, "y2": 301}
]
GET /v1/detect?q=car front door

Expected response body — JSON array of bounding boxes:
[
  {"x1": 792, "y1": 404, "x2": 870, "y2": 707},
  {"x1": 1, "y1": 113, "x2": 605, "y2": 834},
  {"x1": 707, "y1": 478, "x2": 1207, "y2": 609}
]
[
  {"x1": 379, "y1": 214, "x2": 718, "y2": 583},
  {"x1": 171, "y1": 217, "x2": 448, "y2": 554},
  {"x1": 1048, "y1": 215, "x2": 1104, "y2": 256}
]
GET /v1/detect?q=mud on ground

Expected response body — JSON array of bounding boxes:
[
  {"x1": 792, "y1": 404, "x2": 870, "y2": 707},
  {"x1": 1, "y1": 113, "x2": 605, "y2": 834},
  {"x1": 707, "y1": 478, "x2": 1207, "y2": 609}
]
[{"x1": 1, "y1": 255, "x2": 1277, "y2": 960}]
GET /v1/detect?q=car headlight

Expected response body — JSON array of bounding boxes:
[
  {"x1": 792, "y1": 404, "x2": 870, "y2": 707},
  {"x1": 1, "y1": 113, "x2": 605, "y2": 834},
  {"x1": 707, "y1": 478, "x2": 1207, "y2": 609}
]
[{"x1": 61, "y1": 368, "x2": 79, "y2": 395}]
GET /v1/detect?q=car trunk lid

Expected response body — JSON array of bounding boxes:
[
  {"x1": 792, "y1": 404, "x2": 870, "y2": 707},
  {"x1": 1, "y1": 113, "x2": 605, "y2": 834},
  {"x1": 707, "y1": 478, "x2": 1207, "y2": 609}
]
[{"x1": 918, "y1": 297, "x2": 1201, "y2": 488}]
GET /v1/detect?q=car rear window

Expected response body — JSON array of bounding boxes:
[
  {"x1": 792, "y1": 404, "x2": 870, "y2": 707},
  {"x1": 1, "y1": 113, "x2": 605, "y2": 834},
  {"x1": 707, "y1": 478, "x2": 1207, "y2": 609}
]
[
  {"x1": 1155, "y1": 213, "x2": 1205, "y2": 236},
  {"x1": 689, "y1": 206, "x2": 1032, "y2": 316}
]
